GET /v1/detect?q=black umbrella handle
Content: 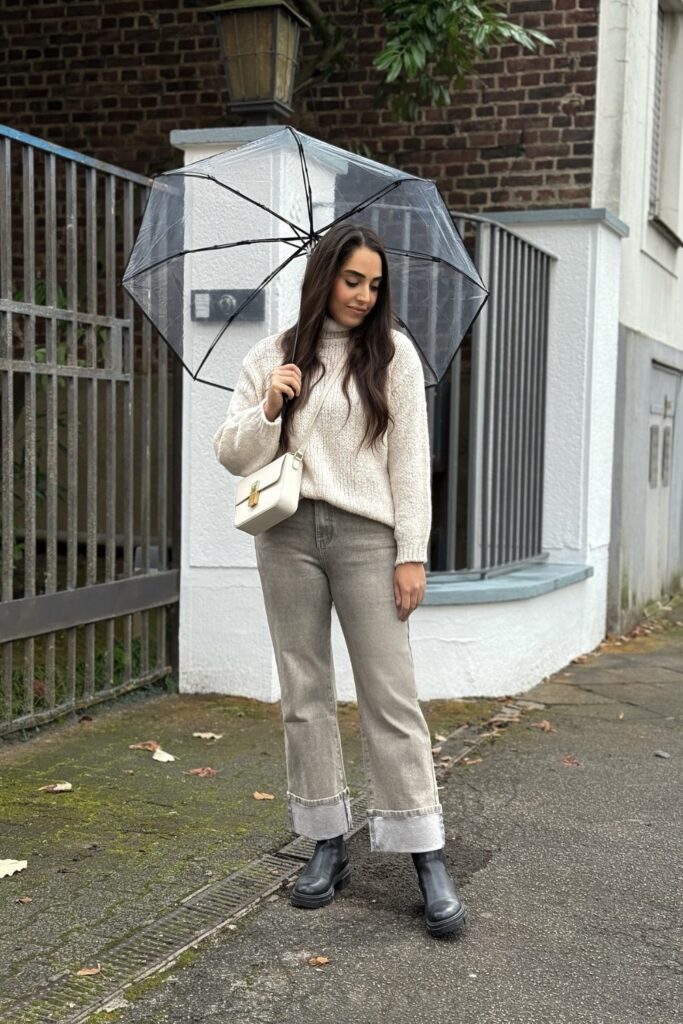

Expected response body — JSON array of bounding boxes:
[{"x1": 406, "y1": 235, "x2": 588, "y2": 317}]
[{"x1": 278, "y1": 316, "x2": 301, "y2": 420}]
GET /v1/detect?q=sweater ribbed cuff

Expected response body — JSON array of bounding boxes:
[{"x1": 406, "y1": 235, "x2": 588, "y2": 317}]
[
  {"x1": 395, "y1": 542, "x2": 428, "y2": 566},
  {"x1": 259, "y1": 398, "x2": 282, "y2": 427}
]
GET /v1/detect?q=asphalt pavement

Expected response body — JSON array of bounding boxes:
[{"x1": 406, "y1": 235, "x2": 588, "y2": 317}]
[
  {"x1": 1, "y1": 602, "x2": 681, "y2": 1024},
  {"x1": 112, "y1": 605, "x2": 683, "y2": 1024}
]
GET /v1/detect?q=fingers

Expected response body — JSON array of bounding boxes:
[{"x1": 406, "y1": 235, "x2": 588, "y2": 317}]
[
  {"x1": 268, "y1": 365, "x2": 301, "y2": 398},
  {"x1": 394, "y1": 580, "x2": 425, "y2": 621}
]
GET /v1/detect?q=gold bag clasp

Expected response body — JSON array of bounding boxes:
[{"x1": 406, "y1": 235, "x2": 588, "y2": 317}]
[{"x1": 248, "y1": 481, "x2": 260, "y2": 508}]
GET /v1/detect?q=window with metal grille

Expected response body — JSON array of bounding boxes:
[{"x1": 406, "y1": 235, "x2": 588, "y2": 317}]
[
  {"x1": 649, "y1": 11, "x2": 666, "y2": 219},
  {"x1": 649, "y1": 5, "x2": 683, "y2": 246},
  {"x1": 428, "y1": 216, "x2": 553, "y2": 577}
]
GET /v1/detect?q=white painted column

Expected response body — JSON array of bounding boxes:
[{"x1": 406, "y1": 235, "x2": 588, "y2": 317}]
[{"x1": 172, "y1": 128, "x2": 288, "y2": 700}]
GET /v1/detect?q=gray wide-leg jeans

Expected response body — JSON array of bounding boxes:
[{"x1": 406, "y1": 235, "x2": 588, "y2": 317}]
[{"x1": 254, "y1": 498, "x2": 444, "y2": 853}]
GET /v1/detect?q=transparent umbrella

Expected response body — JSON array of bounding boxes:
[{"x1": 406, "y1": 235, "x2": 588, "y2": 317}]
[{"x1": 122, "y1": 126, "x2": 488, "y2": 391}]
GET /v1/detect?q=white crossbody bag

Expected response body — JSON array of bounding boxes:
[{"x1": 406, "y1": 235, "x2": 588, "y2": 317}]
[{"x1": 234, "y1": 360, "x2": 345, "y2": 536}]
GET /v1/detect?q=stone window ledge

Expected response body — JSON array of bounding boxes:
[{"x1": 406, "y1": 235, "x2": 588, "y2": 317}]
[{"x1": 424, "y1": 564, "x2": 594, "y2": 606}]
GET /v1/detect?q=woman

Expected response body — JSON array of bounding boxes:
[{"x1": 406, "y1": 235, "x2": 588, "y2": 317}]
[{"x1": 213, "y1": 223, "x2": 467, "y2": 938}]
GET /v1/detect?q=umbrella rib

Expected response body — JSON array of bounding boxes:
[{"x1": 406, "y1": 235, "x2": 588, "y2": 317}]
[
  {"x1": 194, "y1": 241, "x2": 309, "y2": 379},
  {"x1": 123, "y1": 236, "x2": 303, "y2": 282},
  {"x1": 287, "y1": 126, "x2": 315, "y2": 240},
  {"x1": 392, "y1": 313, "x2": 439, "y2": 383},
  {"x1": 434, "y1": 291, "x2": 491, "y2": 386},
  {"x1": 384, "y1": 247, "x2": 487, "y2": 291},
  {"x1": 318, "y1": 180, "x2": 405, "y2": 234},
  {"x1": 179, "y1": 171, "x2": 309, "y2": 240}
]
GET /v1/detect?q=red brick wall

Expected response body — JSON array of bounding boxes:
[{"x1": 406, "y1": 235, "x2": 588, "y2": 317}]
[
  {"x1": 1, "y1": 0, "x2": 598, "y2": 210},
  {"x1": 0, "y1": 0, "x2": 230, "y2": 175}
]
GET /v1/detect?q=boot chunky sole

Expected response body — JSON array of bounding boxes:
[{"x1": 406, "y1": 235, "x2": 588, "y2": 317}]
[
  {"x1": 425, "y1": 901, "x2": 468, "y2": 937},
  {"x1": 290, "y1": 863, "x2": 351, "y2": 909}
]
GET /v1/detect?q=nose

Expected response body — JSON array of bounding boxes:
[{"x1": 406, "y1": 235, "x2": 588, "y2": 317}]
[{"x1": 358, "y1": 282, "x2": 371, "y2": 304}]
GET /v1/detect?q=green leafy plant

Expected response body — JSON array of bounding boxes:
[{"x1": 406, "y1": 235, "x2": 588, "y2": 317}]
[{"x1": 296, "y1": 0, "x2": 553, "y2": 119}]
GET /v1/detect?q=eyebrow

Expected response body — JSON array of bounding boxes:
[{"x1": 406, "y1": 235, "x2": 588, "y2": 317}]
[{"x1": 344, "y1": 268, "x2": 383, "y2": 281}]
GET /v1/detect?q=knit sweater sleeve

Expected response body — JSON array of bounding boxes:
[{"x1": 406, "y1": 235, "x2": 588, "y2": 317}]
[
  {"x1": 387, "y1": 335, "x2": 432, "y2": 565},
  {"x1": 212, "y1": 345, "x2": 283, "y2": 477}
]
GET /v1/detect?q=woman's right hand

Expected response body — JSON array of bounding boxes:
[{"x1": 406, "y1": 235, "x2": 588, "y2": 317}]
[{"x1": 263, "y1": 363, "x2": 302, "y2": 421}]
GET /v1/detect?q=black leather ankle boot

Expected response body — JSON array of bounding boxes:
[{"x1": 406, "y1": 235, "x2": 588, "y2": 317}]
[
  {"x1": 412, "y1": 849, "x2": 467, "y2": 937},
  {"x1": 290, "y1": 835, "x2": 350, "y2": 909}
]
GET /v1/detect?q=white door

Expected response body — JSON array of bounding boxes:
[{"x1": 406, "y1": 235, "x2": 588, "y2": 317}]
[{"x1": 644, "y1": 363, "x2": 681, "y2": 600}]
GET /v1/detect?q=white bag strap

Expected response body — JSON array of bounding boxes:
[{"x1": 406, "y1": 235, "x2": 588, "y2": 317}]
[{"x1": 291, "y1": 358, "x2": 346, "y2": 461}]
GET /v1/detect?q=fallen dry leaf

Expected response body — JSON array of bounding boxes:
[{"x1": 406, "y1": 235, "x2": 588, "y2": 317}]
[
  {"x1": 74, "y1": 963, "x2": 101, "y2": 977},
  {"x1": 618, "y1": 712, "x2": 625, "y2": 720},
  {"x1": 0, "y1": 860, "x2": 28, "y2": 879},
  {"x1": 461, "y1": 757, "x2": 482, "y2": 766},
  {"x1": 152, "y1": 748, "x2": 175, "y2": 762},
  {"x1": 16, "y1": 895, "x2": 32, "y2": 904},
  {"x1": 572, "y1": 655, "x2": 589, "y2": 664},
  {"x1": 253, "y1": 791, "x2": 275, "y2": 801},
  {"x1": 193, "y1": 732, "x2": 223, "y2": 741},
  {"x1": 529, "y1": 720, "x2": 556, "y2": 733},
  {"x1": 439, "y1": 755, "x2": 453, "y2": 764},
  {"x1": 307, "y1": 956, "x2": 331, "y2": 966},
  {"x1": 561, "y1": 754, "x2": 581, "y2": 768},
  {"x1": 129, "y1": 740, "x2": 159, "y2": 752},
  {"x1": 186, "y1": 767, "x2": 219, "y2": 777},
  {"x1": 38, "y1": 782, "x2": 73, "y2": 793},
  {"x1": 433, "y1": 732, "x2": 447, "y2": 743},
  {"x1": 431, "y1": 745, "x2": 442, "y2": 756}
]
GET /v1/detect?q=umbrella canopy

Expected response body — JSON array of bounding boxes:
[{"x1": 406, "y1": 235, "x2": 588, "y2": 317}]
[{"x1": 122, "y1": 127, "x2": 488, "y2": 391}]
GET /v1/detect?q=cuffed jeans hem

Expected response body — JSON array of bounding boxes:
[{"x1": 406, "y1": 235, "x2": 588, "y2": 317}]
[
  {"x1": 287, "y1": 788, "x2": 353, "y2": 840},
  {"x1": 367, "y1": 806, "x2": 445, "y2": 853}
]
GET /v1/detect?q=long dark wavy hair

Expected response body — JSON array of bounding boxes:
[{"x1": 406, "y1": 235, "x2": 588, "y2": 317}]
[{"x1": 278, "y1": 222, "x2": 395, "y2": 454}]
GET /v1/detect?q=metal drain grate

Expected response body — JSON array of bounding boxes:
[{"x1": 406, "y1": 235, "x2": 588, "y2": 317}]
[
  {"x1": 0, "y1": 794, "x2": 378, "y2": 1023},
  {"x1": 0, "y1": 853, "x2": 303, "y2": 1024},
  {"x1": 277, "y1": 834, "x2": 319, "y2": 860}
]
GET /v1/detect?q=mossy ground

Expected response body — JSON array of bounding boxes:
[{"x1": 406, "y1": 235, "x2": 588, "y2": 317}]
[{"x1": 0, "y1": 689, "x2": 498, "y2": 1003}]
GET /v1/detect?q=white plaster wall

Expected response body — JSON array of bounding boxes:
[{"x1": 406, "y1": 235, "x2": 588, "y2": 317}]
[
  {"x1": 404, "y1": 551, "x2": 609, "y2": 701},
  {"x1": 593, "y1": 0, "x2": 683, "y2": 351},
  {"x1": 176, "y1": 136, "x2": 619, "y2": 702}
]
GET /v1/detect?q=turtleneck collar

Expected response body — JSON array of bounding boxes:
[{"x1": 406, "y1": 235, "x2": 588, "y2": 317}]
[{"x1": 320, "y1": 315, "x2": 351, "y2": 342}]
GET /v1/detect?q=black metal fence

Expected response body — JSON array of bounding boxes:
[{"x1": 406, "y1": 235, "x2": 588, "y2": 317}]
[
  {"x1": 428, "y1": 215, "x2": 554, "y2": 576},
  {"x1": 0, "y1": 125, "x2": 180, "y2": 736}
]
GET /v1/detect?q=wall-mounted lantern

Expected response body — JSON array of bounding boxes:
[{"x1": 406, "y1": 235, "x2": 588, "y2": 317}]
[{"x1": 205, "y1": 1, "x2": 310, "y2": 124}]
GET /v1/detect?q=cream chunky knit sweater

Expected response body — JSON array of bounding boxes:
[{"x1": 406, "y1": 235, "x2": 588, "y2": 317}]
[{"x1": 212, "y1": 316, "x2": 432, "y2": 565}]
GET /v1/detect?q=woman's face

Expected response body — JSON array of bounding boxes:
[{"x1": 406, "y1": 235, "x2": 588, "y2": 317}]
[{"x1": 327, "y1": 245, "x2": 383, "y2": 328}]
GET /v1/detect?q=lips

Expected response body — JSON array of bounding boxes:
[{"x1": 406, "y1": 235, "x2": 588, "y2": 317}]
[{"x1": 348, "y1": 308, "x2": 367, "y2": 315}]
